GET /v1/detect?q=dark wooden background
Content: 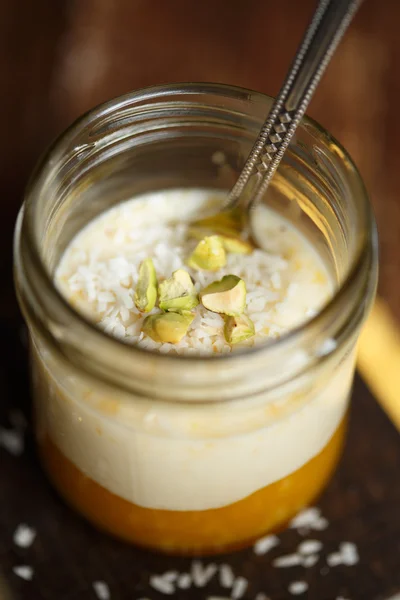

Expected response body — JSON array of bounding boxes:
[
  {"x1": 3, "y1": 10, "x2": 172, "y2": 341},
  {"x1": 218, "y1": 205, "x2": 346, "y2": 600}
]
[
  {"x1": 1, "y1": 1, "x2": 400, "y2": 598},
  {"x1": 3, "y1": 0, "x2": 400, "y2": 319}
]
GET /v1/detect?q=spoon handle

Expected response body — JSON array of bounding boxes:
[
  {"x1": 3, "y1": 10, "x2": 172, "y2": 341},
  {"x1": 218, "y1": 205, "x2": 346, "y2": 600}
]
[{"x1": 226, "y1": 0, "x2": 362, "y2": 211}]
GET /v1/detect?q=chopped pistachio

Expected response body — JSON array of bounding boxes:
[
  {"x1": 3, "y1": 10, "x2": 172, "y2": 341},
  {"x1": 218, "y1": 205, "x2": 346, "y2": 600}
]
[
  {"x1": 142, "y1": 312, "x2": 194, "y2": 344},
  {"x1": 134, "y1": 258, "x2": 157, "y2": 312},
  {"x1": 187, "y1": 235, "x2": 226, "y2": 271},
  {"x1": 159, "y1": 269, "x2": 199, "y2": 312},
  {"x1": 224, "y1": 313, "x2": 255, "y2": 344},
  {"x1": 187, "y1": 228, "x2": 253, "y2": 254},
  {"x1": 200, "y1": 274, "x2": 246, "y2": 316}
]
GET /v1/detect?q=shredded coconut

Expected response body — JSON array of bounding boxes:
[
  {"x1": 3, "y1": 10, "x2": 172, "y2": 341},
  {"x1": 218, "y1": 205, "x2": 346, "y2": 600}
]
[
  {"x1": 327, "y1": 552, "x2": 343, "y2": 567},
  {"x1": 161, "y1": 571, "x2": 178, "y2": 582},
  {"x1": 316, "y1": 337, "x2": 337, "y2": 357},
  {"x1": 298, "y1": 539, "x2": 323, "y2": 555},
  {"x1": 288, "y1": 581, "x2": 309, "y2": 595},
  {"x1": 12, "y1": 565, "x2": 33, "y2": 581},
  {"x1": 273, "y1": 554, "x2": 303, "y2": 568},
  {"x1": 0, "y1": 428, "x2": 24, "y2": 456},
  {"x1": 13, "y1": 524, "x2": 36, "y2": 548},
  {"x1": 191, "y1": 561, "x2": 218, "y2": 587},
  {"x1": 219, "y1": 564, "x2": 235, "y2": 588},
  {"x1": 149, "y1": 575, "x2": 175, "y2": 595},
  {"x1": 289, "y1": 507, "x2": 329, "y2": 531},
  {"x1": 177, "y1": 573, "x2": 191, "y2": 589},
  {"x1": 340, "y1": 542, "x2": 359, "y2": 566},
  {"x1": 92, "y1": 581, "x2": 110, "y2": 600},
  {"x1": 231, "y1": 577, "x2": 248, "y2": 599},
  {"x1": 327, "y1": 542, "x2": 359, "y2": 568},
  {"x1": 302, "y1": 554, "x2": 319, "y2": 568},
  {"x1": 290, "y1": 507, "x2": 320, "y2": 528},
  {"x1": 313, "y1": 516, "x2": 329, "y2": 530},
  {"x1": 254, "y1": 534, "x2": 280, "y2": 555}
]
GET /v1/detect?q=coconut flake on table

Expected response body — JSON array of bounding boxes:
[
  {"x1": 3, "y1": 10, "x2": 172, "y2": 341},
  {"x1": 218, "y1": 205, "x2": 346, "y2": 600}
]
[
  {"x1": 288, "y1": 580, "x2": 309, "y2": 595},
  {"x1": 176, "y1": 573, "x2": 192, "y2": 589},
  {"x1": 327, "y1": 552, "x2": 343, "y2": 567},
  {"x1": 298, "y1": 539, "x2": 323, "y2": 555},
  {"x1": 149, "y1": 575, "x2": 175, "y2": 595},
  {"x1": 231, "y1": 576, "x2": 248, "y2": 599},
  {"x1": 327, "y1": 542, "x2": 359, "y2": 567},
  {"x1": 0, "y1": 427, "x2": 24, "y2": 456},
  {"x1": 12, "y1": 565, "x2": 33, "y2": 581},
  {"x1": 289, "y1": 507, "x2": 329, "y2": 532},
  {"x1": 340, "y1": 542, "x2": 359, "y2": 565},
  {"x1": 55, "y1": 193, "x2": 333, "y2": 356},
  {"x1": 219, "y1": 564, "x2": 235, "y2": 588},
  {"x1": 253, "y1": 534, "x2": 280, "y2": 555},
  {"x1": 13, "y1": 524, "x2": 36, "y2": 548},
  {"x1": 302, "y1": 554, "x2": 320, "y2": 568},
  {"x1": 92, "y1": 581, "x2": 111, "y2": 600},
  {"x1": 191, "y1": 561, "x2": 218, "y2": 587},
  {"x1": 160, "y1": 570, "x2": 179, "y2": 582},
  {"x1": 273, "y1": 554, "x2": 303, "y2": 568}
]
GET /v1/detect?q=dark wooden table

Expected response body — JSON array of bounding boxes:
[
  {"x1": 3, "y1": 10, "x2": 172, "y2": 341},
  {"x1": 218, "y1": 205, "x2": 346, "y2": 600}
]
[{"x1": 2, "y1": 0, "x2": 400, "y2": 598}]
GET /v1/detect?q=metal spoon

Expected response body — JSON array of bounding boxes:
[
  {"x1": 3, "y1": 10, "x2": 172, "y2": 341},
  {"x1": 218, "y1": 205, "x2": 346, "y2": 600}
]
[{"x1": 220, "y1": 0, "x2": 362, "y2": 230}]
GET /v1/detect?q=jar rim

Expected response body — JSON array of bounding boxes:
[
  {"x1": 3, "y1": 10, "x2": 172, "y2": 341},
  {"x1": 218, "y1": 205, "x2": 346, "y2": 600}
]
[{"x1": 15, "y1": 82, "x2": 378, "y2": 383}]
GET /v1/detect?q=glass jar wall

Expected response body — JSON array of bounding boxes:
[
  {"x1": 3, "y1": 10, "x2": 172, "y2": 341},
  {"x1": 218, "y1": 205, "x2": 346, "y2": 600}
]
[{"x1": 14, "y1": 84, "x2": 378, "y2": 555}]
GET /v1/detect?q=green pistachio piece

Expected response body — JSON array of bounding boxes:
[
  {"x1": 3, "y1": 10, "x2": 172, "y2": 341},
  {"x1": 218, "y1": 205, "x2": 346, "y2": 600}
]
[
  {"x1": 187, "y1": 228, "x2": 253, "y2": 254},
  {"x1": 200, "y1": 274, "x2": 246, "y2": 316},
  {"x1": 158, "y1": 269, "x2": 199, "y2": 312},
  {"x1": 224, "y1": 313, "x2": 255, "y2": 344},
  {"x1": 134, "y1": 258, "x2": 157, "y2": 312},
  {"x1": 187, "y1": 235, "x2": 226, "y2": 271},
  {"x1": 142, "y1": 312, "x2": 194, "y2": 344}
]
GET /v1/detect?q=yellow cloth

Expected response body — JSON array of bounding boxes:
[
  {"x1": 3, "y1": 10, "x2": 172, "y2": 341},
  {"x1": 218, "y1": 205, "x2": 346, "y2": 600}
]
[{"x1": 357, "y1": 298, "x2": 400, "y2": 431}]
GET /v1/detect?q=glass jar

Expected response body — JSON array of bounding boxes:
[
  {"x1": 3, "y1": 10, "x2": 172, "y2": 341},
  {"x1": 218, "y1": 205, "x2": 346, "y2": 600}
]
[{"x1": 14, "y1": 83, "x2": 378, "y2": 555}]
